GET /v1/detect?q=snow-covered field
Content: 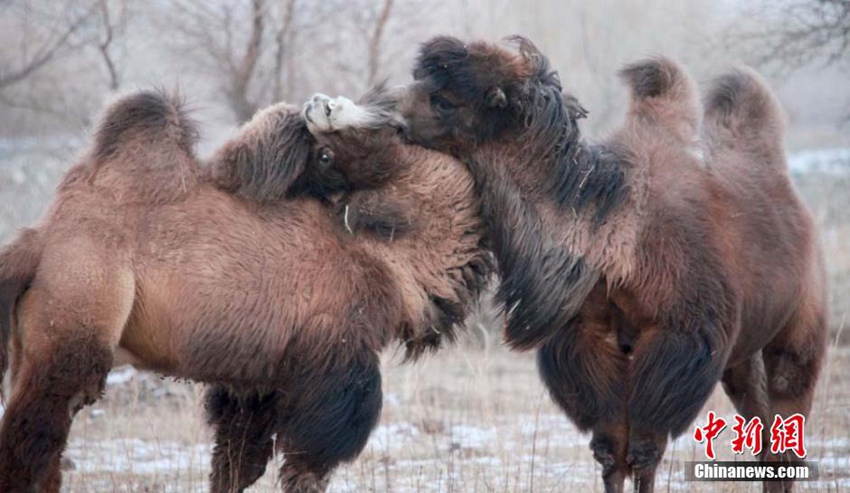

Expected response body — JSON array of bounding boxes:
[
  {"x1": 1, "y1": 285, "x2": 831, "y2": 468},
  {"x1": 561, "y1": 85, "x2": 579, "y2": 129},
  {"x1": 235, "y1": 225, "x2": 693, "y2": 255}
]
[{"x1": 56, "y1": 344, "x2": 850, "y2": 492}]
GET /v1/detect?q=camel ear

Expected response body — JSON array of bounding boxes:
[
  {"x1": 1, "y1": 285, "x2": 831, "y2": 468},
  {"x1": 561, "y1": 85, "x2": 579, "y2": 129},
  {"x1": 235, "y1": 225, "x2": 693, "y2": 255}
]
[{"x1": 486, "y1": 87, "x2": 507, "y2": 109}]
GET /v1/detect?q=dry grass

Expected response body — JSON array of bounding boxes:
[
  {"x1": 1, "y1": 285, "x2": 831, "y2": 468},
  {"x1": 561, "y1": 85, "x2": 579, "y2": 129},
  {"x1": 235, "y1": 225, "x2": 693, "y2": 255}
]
[
  {"x1": 60, "y1": 337, "x2": 850, "y2": 492},
  {"x1": 795, "y1": 173, "x2": 850, "y2": 338}
]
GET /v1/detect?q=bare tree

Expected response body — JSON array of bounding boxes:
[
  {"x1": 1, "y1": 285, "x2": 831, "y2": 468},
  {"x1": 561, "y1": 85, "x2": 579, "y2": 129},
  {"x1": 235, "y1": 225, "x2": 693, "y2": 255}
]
[
  {"x1": 0, "y1": 1, "x2": 99, "y2": 90},
  {"x1": 367, "y1": 0, "x2": 394, "y2": 87},
  {"x1": 164, "y1": 0, "x2": 267, "y2": 122},
  {"x1": 272, "y1": 0, "x2": 296, "y2": 101},
  {"x1": 0, "y1": 0, "x2": 135, "y2": 133},
  {"x1": 96, "y1": 0, "x2": 129, "y2": 91},
  {"x1": 229, "y1": 0, "x2": 265, "y2": 121},
  {"x1": 735, "y1": 0, "x2": 850, "y2": 71}
]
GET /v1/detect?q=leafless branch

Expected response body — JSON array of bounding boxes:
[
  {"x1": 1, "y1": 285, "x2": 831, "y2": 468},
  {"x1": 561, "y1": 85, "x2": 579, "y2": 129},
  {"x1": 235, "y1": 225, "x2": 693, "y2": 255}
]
[
  {"x1": 273, "y1": 0, "x2": 296, "y2": 101},
  {"x1": 0, "y1": 2, "x2": 99, "y2": 90},
  {"x1": 97, "y1": 0, "x2": 120, "y2": 90},
  {"x1": 227, "y1": 0, "x2": 265, "y2": 121},
  {"x1": 367, "y1": 0, "x2": 394, "y2": 87},
  {"x1": 733, "y1": 0, "x2": 850, "y2": 72}
]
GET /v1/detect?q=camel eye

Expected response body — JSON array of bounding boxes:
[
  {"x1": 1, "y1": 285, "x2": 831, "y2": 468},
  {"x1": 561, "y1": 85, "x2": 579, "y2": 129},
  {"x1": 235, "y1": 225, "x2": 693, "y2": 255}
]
[
  {"x1": 319, "y1": 148, "x2": 334, "y2": 166},
  {"x1": 430, "y1": 94, "x2": 457, "y2": 112}
]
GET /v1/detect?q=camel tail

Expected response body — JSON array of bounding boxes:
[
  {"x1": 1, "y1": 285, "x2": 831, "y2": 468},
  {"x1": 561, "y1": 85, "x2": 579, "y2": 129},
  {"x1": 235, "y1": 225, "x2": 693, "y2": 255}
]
[
  {"x1": 91, "y1": 89, "x2": 198, "y2": 166},
  {"x1": 0, "y1": 228, "x2": 43, "y2": 401},
  {"x1": 703, "y1": 67, "x2": 786, "y2": 165}
]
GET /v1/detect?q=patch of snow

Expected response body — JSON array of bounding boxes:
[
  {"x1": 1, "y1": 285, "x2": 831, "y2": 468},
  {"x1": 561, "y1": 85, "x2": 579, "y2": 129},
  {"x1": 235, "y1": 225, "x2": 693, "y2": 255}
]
[
  {"x1": 367, "y1": 422, "x2": 421, "y2": 452},
  {"x1": 384, "y1": 392, "x2": 402, "y2": 407},
  {"x1": 788, "y1": 148, "x2": 850, "y2": 176},
  {"x1": 106, "y1": 366, "x2": 139, "y2": 385},
  {"x1": 448, "y1": 424, "x2": 497, "y2": 448}
]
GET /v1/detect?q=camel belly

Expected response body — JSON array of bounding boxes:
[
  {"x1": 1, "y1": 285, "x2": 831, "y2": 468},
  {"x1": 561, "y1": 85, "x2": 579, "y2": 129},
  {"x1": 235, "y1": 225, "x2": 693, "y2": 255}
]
[{"x1": 117, "y1": 273, "x2": 183, "y2": 374}]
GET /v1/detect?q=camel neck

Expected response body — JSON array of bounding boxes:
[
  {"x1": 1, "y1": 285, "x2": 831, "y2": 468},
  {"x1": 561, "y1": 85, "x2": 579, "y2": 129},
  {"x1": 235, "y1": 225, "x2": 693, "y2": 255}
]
[
  {"x1": 464, "y1": 144, "x2": 600, "y2": 349},
  {"x1": 469, "y1": 136, "x2": 628, "y2": 228},
  {"x1": 541, "y1": 138, "x2": 628, "y2": 226}
]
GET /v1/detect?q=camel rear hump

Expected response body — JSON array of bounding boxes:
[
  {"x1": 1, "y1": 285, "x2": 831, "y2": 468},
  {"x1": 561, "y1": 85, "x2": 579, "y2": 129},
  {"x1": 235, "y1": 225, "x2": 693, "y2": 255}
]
[
  {"x1": 91, "y1": 90, "x2": 198, "y2": 169},
  {"x1": 619, "y1": 57, "x2": 701, "y2": 143},
  {"x1": 703, "y1": 68, "x2": 786, "y2": 166}
]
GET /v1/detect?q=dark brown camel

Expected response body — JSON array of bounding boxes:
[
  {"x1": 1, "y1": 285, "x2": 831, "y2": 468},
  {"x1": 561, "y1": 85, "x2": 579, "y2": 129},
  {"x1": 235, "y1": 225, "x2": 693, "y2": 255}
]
[
  {"x1": 0, "y1": 90, "x2": 490, "y2": 492},
  {"x1": 393, "y1": 35, "x2": 827, "y2": 493}
]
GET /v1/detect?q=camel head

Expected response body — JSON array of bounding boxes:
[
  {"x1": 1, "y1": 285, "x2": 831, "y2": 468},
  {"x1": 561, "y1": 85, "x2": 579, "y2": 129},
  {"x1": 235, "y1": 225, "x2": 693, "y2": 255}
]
[
  {"x1": 303, "y1": 87, "x2": 407, "y2": 190},
  {"x1": 396, "y1": 35, "x2": 588, "y2": 156}
]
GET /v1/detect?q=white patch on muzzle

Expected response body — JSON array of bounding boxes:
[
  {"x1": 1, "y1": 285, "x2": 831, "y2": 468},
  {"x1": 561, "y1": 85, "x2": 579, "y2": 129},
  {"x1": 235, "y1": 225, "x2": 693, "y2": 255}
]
[{"x1": 303, "y1": 94, "x2": 378, "y2": 133}]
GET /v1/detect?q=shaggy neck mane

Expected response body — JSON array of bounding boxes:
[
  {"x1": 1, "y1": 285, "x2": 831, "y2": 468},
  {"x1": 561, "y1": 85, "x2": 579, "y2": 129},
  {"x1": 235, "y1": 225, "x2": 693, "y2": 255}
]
[
  {"x1": 461, "y1": 42, "x2": 630, "y2": 349},
  {"x1": 507, "y1": 55, "x2": 628, "y2": 225},
  {"x1": 470, "y1": 147, "x2": 600, "y2": 350}
]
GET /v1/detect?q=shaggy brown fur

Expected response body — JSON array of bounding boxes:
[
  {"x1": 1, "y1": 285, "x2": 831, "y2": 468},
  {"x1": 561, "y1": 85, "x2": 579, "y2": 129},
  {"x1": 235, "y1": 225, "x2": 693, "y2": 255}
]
[
  {"x1": 0, "y1": 90, "x2": 490, "y2": 492},
  {"x1": 396, "y1": 36, "x2": 827, "y2": 493}
]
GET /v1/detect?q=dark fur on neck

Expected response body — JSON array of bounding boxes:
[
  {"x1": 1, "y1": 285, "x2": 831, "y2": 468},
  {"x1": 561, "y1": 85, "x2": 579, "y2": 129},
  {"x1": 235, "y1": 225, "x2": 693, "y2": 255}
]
[
  {"x1": 471, "y1": 160, "x2": 600, "y2": 350},
  {"x1": 460, "y1": 38, "x2": 627, "y2": 347},
  {"x1": 548, "y1": 141, "x2": 627, "y2": 225},
  {"x1": 510, "y1": 39, "x2": 627, "y2": 224}
]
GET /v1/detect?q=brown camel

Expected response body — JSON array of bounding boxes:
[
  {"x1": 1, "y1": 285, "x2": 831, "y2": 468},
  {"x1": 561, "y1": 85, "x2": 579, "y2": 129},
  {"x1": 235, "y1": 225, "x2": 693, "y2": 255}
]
[
  {"x1": 0, "y1": 89, "x2": 490, "y2": 492},
  {"x1": 393, "y1": 35, "x2": 827, "y2": 493}
]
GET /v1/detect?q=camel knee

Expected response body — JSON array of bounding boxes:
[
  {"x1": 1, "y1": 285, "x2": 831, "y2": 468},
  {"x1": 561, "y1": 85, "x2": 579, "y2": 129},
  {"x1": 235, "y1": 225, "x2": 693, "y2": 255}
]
[
  {"x1": 627, "y1": 429, "x2": 667, "y2": 478},
  {"x1": 764, "y1": 349, "x2": 820, "y2": 402},
  {"x1": 50, "y1": 337, "x2": 113, "y2": 409},
  {"x1": 590, "y1": 431, "x2": 628, "y2": 478},
  {"x1": 280, "y1": 459, "x2": 330, "y2": 493},
  {"x1": 590, "y1": 435, "x2": 619, "y2": 472},
  {"x1": 0, "y1": 335, "x2": 112, "y2": 486},
  {"x1": 206, "y1": 386, "x2": 277, "y2": 493}
]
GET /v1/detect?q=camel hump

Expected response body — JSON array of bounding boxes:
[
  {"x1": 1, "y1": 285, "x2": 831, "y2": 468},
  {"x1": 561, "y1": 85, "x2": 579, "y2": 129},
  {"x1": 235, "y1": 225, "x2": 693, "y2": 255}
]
[
  {"x1": 703, "y1": 68, "x2": 786, "y2": 161},
  {"x1": 619, "y1": 57, "x2": 700, "y2": 140},
  {"x1": 91, "y1": 90, "x2": 198, "y2": 165},
  {"x1": 620, "y1": 57, "x2": 689, "y2": 100}
]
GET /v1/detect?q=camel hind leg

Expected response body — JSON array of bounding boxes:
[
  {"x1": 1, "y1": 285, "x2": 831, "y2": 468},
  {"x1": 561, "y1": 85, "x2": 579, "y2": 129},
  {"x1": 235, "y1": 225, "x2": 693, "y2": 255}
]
[
  {"x1": 0, "y1": 315, "x2": 115, "y2": 491},
  {"x1": 761, "y1": 303, "x2": 827, "y2": 493},
  {"x1": 206, "y1": 385, "x2": 279, "y2": 493},
  {"x1": 0, "y1": 244, "x2": 134, "y2": 491}
]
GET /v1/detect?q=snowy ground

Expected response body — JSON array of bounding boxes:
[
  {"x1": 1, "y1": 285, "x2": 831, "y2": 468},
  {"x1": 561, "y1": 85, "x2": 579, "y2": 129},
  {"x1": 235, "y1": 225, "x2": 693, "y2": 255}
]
[
  {"x1": 789, "y1": 148, "x2": 850, "y2": 176},
  {"x1": 56, "y1": 344, "x2": 850, "y2": 492}
]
